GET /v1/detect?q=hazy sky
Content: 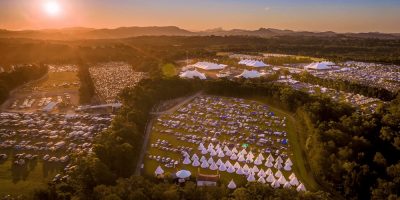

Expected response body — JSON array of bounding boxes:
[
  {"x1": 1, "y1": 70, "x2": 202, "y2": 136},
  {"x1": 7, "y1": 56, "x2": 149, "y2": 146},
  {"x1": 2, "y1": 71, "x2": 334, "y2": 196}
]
[{"x1": 1, "y1": 0, "x2": 399, "y2": 32}]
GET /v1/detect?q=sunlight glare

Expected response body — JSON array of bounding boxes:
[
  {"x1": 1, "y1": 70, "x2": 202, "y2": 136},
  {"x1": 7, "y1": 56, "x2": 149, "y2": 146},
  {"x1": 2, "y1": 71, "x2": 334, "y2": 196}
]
[{"x1": 44, "y1": 1, "x2": 61, "y2": 16}]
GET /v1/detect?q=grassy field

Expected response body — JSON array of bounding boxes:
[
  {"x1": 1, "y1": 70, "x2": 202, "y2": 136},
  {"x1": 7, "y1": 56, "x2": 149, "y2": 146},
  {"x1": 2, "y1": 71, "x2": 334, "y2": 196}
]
[
  {"x1": 253, "y1": 97, "x2": 320, "y2": 191},
  {"x1": 0, "y1": 160, "x2": 59, "y2": 197},
  {"x1": 144, "y1": 95, "x2": 316, "y2": 190}
]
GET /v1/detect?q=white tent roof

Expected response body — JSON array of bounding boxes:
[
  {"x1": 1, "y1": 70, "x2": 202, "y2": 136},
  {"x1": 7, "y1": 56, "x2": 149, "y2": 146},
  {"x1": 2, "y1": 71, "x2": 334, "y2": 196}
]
[
  {"x1": 192, "y1": 62, "x2": 227, "y2": 70},
  {"x1": 183, "y1": 157, "x2": 191, "y2": 165},
  {"x1": 210, "y1": 162, "x2": 218, "y2": 170},
  {"x1": 176, "y1": 170, "x2": 191, "y2": 178},
  {"x1": 304, "y1": 61, "x2": 334, "y2": 70},
  {"x1": 236, "y1": 70, "x2": 262, "y2": 79},
  {"x1": 155, "y1": 166, "x2": 164, "y2": 175},
  {"x1": 296, "y1": 183, "x2": 306, "y2": 192},
  {"x1": 227, "y1": 165, "x2": 236, "y2": 173},
  {"x1": 201, "y1": 160, "x2": 210, "y2": 168},
  {"x1": 239, "y1": 59, "x2": 268, "y2": 67},
  {"x1": 247, "y1": 173, "x2": 256, "y2": 182},
  {"x1": 192, "y1": 159, "x2": 200, "y2": 167},
  {"x1": 179, "y1": 70, "x2": 206, "y2": 79},
  {"x1": 227, "y1": 179, "x2": 237, "y2": 189}
]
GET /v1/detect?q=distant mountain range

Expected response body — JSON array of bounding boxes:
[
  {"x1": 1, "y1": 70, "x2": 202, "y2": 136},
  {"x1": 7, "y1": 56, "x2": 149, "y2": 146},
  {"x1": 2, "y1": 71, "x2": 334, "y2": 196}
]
[{"x1": 0, "y1": 26, "x2": 399, "y2": 40}]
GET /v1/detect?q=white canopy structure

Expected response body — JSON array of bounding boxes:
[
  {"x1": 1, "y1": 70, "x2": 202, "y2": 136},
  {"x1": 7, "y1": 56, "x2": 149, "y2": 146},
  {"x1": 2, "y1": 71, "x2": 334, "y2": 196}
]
[
  {"x1": 252, "y1": 165, "x2": 260, "y2": 173},
  {"x1": 265, "y1": 168, "x2": 272, "y2": 175},
  {"x1": 239, "y1": 59, "x2": 268, "y2": 67},
  {"x1": 266, "y1": 174, "x2": 275, "y2": 183},
  {"x1": 271, "y1": 180, "x2": 281, "y2": 188},
  {"x1": 191, "y1": 154, "x2": 199, "y2": 161},
  {"x1": 247, "y1": 173, "x2": 256, "y2": 182},
  {"x1": 278, "y1": 176, "x2": 287, "y2": 185},
  {"x1": 267, "y1": 154, "x2": 274, "y2": 162},
  {"x1": 201, "y1": 148, "x2": 208, "y2": 154},
  {"x1": 236, "y1": 167, "x2": 244, "y2": 175},
  {"x1": 155, "y1": 166, "x2": 164, "y2": 176},
  {"x1": 234, "y1": 162, "x2": 241, "y2": 169},
  {"x1": 179, "y1": 70, "x2": 207, "y2": 79},
  {"x1": 201, "y1": 160, "x2": 210, "y2": 168},
  {"x1": 257, "y1": 169, "x2": 266, "y2": 178},
  {"x1": 283, "y1": 182, "x2": 292, "y2": 189},
  {"x1": 198, "y1": 143, "x2": 204, "y2": 150},
  {"x1": 216, "y1": 159, "x2": 224, "y2": 166},
  {"x1": 274, "y1": 162, "x2": 283, "y2": 169},
  {"x1": 275, "y1": 170, "x2": 283, "y2": 178},
  {"x1": 207, "y1": 157, "x2": 215, "y2": 165},
  {"x1": 191, "y1": 62, "x2": 227, "y2": 70},
  {"x1": 236, "y1": 70, "x2": 262, "y2": 79},
  {"x1": 192, "y1": 159, "x2": 200, "y2": 167},
  {"x1": 227, "y1": 165, "x2": 236, "y2": 173},
  {"x1": 257, "y1": 176, "x2": 266, "y2": 184},
  {"x1": 304, "y1": 61, "x2": 335, "y2": 70},
  {"x1": 230, "y1": 153, "x2": 238, "y2": 160},
  {"x1": 228, "y1": 179, "x2": 237, "y2": 189},
  {"x1": 296, "y1": 183, "x2": 306, "y2": 192},
  {"x1": 284, "y1": 163, "x2": 292, "y2": 171},
  {"x1": 183, "y1": 157, "x2": 191, "y2": 165},
  {"x1": 265, "y1": 160, "x2": 273, "y2": 168},
  {"x1": 290, "y1": 177, "x2": 300, "y2": 186},
  {"x1": 176, "y1": 170, "x2": 191, "y2": 179},
  {"x1": 254, "y1": 158, "x2": 262, "y2": 165},
  {"x1": 218, "y1": 151, "x2": 225, "y2": 158},
  {"x1": 210, "y1": 162, "x2": 218, "y2": 170},
  {"x1": 219, "y1": 163, "x2": 227, "y2": 171},
  {"x1": 200, "y1": 156, "x2": 207, "y2": 162}
]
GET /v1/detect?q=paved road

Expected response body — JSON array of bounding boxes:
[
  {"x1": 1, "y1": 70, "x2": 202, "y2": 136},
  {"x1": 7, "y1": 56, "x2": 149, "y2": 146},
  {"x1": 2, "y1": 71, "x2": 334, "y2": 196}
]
[{"x1": 134, "y1": 91, "x2": 203, "y2": 175}]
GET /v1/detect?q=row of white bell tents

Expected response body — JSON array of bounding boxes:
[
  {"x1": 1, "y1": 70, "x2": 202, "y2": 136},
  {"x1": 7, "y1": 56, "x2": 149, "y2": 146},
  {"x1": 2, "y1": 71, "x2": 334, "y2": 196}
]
[
  {"x1": 184, "y1": 155, "x2": 292, "y2": 170},
  {"x1": 197, "y1": 144, "x2": 293, "y2": 165},
  {"x1": 155, "y1": 166, "x2": 305, "y2": 192}
]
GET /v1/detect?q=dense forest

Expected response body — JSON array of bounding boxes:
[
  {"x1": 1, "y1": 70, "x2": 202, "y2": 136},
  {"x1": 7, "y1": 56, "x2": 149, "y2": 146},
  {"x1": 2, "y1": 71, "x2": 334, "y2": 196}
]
[
  {"x1": 33, "y1": 77, "x2": 399, "y2": 199},
  {"x1": 0, "y1": 64, "x2": 48, "y2": 104},
  {"x1": 1, "y1": 35, "x2": 400, "y2": 67}
]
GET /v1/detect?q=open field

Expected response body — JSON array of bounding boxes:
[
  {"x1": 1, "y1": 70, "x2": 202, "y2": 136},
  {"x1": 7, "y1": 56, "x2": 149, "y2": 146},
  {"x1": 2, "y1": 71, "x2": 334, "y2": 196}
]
[
  {"x1": 144, "y1": 95, "x2": 309, "y2": 191},
  {"x1": 1, "y1": 66, "x2": 80, "y2": 114},
  {"x1": 0, "y1": 160, "x2": 58, "y2": 197},
  {"x1": 0, "y1": 112, "x2": 113, "y2": 197}
]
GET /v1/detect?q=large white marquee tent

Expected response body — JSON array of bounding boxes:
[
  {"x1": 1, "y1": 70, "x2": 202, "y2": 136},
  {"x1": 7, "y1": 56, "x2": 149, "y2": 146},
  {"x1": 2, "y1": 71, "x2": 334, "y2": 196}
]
[
  {"x1": 236, "y1": 70, "x2": 262, "y2": 78},
  {"x1": 239, "y1": 59, "x2": 268, "y2": 67},
  {"x1": 179, "y1": 70, "x2": 207, "y2": 79},
  {"x1": 304, "y1": 61, "x2": 335, "y2": 70},
  {"x1": 191, "y1": 62, "x2": 227, "y2": 70}
]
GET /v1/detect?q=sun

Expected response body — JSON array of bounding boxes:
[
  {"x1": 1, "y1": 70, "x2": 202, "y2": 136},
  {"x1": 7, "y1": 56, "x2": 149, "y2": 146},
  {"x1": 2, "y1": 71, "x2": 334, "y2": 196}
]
[{"x1": 43, "y1": 1, "x2": 61, "y2": 16}]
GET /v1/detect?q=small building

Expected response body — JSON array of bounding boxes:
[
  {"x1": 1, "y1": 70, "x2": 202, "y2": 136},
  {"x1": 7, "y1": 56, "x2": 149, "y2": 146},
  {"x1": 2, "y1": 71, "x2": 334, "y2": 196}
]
[{"x1": 197, "y1": 171, "x2": 220, "y2": 186}]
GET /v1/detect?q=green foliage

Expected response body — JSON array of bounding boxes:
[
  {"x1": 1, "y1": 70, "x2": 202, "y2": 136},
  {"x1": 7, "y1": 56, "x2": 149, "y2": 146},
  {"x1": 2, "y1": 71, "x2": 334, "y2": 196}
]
[
  {"x1": 77, "y1": 63, "x2": 95, "y2": 104},
  {"x1": 161, "y1": 63, "x2": 177, "y2": 77}
]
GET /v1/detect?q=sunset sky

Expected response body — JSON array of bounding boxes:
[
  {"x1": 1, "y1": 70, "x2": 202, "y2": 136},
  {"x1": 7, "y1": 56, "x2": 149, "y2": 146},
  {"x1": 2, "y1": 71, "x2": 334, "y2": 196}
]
[{"x1": 1, "y1": 0, "x2": 399, "y2": 33}]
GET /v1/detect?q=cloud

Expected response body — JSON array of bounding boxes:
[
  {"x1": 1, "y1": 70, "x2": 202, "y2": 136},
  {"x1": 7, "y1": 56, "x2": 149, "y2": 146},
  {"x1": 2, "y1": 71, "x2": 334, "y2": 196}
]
[{"x1": 264, "y1": 7, "x2": 271, "y2": 11}]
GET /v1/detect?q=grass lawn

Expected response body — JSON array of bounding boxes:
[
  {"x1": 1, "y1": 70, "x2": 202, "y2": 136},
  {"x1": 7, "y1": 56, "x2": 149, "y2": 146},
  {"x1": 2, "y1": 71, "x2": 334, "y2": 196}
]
[
  {"x1": 144, "y1": 95, "x2": 315, "y2": 190},
  {"x1": 253, "y1": 97, "x2": 320, "y2": 191},
  {"x1": 0, "y1": 160, "x2": 59, "y2": 197}
]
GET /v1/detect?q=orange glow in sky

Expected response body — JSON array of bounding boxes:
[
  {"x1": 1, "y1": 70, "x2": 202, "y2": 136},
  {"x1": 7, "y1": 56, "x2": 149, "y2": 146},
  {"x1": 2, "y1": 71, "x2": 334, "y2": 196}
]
[{"x1": 0, "y1": 0, "x2": 399, "y2": 33}]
